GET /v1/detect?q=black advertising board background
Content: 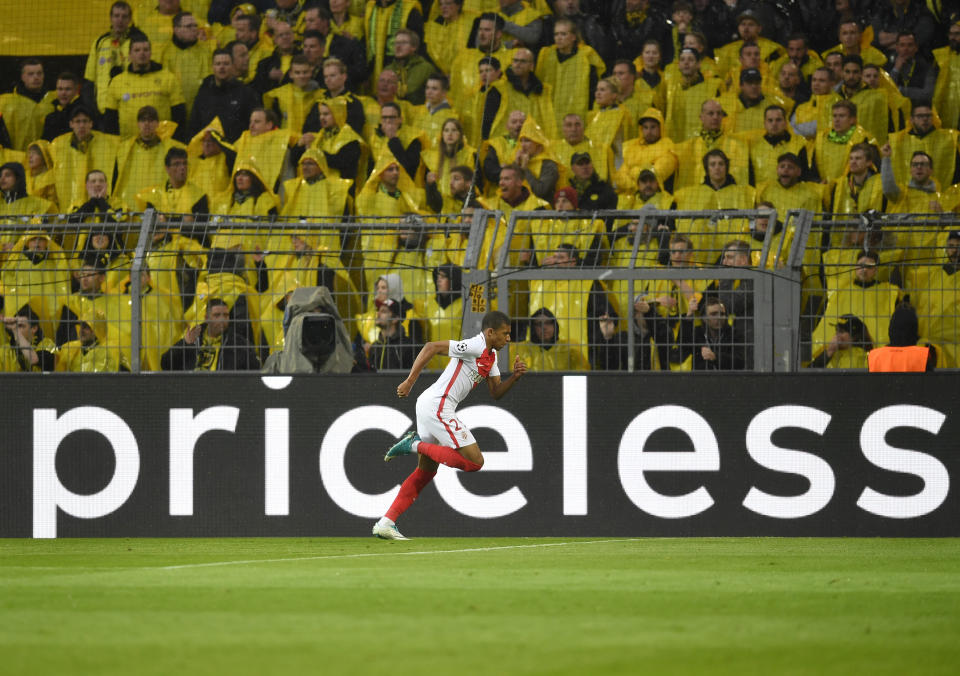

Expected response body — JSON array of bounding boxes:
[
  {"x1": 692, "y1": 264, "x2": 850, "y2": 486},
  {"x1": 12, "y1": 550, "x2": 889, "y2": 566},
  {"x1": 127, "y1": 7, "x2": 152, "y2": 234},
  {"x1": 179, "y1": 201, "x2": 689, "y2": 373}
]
[{"x1": 0, "y1": 373, "x2": 957, "y2": 537}]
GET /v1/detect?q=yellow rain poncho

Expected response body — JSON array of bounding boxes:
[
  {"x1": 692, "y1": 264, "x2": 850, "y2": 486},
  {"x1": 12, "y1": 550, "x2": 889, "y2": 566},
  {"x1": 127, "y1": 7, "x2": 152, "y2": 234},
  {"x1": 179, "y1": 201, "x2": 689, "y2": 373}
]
[
  {"x1": 24, "y1": 141, "x2": 58, "y2": 208},
  {"x1": 0, "y1": 232, "x2": 72, "y2": 340},
  {"x1": 535, "y1": 42, "x2": 606, "y2": 132},
  {"x1": 615, "y1": 108, "x2": 678, "y2": 192},
  {"x1": 49, "y1": 131, "x2": 120, "y2": 214},
  {"x1": 355, "y1": 151, "x2": 427, "y2": 292}
]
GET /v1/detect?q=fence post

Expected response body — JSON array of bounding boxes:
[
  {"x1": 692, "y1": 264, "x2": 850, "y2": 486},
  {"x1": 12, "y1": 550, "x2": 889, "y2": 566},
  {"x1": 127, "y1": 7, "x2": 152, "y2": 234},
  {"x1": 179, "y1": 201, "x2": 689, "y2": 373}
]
[{"x1": 127, "y1": 208, "x2": 156, "y2": 374}]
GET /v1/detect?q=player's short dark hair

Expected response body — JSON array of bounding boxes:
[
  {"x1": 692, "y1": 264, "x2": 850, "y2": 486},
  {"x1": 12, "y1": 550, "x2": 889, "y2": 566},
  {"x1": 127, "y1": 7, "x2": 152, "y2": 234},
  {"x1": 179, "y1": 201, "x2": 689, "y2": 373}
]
[
  {"x1": 137, "y1": 105, "x2": 159, "y2": 121},
  {"x1": 724, "y1": 239, "x2": 752, "y2": 257},
  {"x1": 832, "y1": 100, "x2": 857, "y2": 117},
  {"x1": 236, "y1": 13, "x2": 261, "y2": 32},
  {"x1": 56, "y1": 71, "x2": 80, "y2": 84},
  {"x1": 702, "y1": 148, "x2": 729, "y2": 172},
  {"x1": 20, "y1": 58, "x2": 42, "y2": 73},
  {"x1": 290, "y1": 54, "x2": 312, "y2": 68},
  {"x1": 912, "y1": 150, "x2": 933, "y2": 168},
  {"x1": 614, "y1": 59, "x2": 637, "y2": 76},
  {"x1": 482, "y1": 310, "x2": 510, "y2": 331},
  {"x1": 478, "y1": 12, "x2": 505, "y2": 31},
  {"x1": 427, "y1": 73, "x2": 450, "y2": 90},
  {"x1": 302, "y1": 29, "x2": 325, "y2": 44},
  {"x1": 213, "y1": 47, "x2": 232, "y2": 60},
  {"x1": 129, "y1": 34, "x2": 151, "y2": 49},
  {"x1": 173, "y1": 11, "x2": 193, "y2": 27},
  {"x1": 450, "y1": 165, "x2": 474, "y2": 182},
  {"x1": 165, "y1": 147, "x2": 188, "y2": 166},
  {"x1": 841, "y1": 54, "x2": 863, "y2": 69},
  {"x1": 206, "y1": 298, "x2": 229, "y2": 315},
  {"x1": 70, "y1": 105, "x2": 95, "y2": 121}
]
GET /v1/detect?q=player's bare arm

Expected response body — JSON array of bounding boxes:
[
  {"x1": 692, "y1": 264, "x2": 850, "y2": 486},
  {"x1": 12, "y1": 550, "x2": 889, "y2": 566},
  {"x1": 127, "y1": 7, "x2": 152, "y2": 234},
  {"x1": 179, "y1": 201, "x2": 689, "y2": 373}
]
[
  {"x1": 397, "y1": 340, "x2": 450, "y2": 398},
  {"x1": 488, "y1": 355, "x2": 527, "y2": 400}
]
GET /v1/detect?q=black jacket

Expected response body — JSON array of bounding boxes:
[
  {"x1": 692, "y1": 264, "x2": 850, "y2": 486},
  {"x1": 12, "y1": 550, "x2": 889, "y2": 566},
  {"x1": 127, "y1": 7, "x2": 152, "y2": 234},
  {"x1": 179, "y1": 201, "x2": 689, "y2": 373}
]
[
  {"x1": 188, "y1": 75, "x2": 262, "y2": 143},
  {"x1": 574, "y1": 173, "x2": 618, "y2": 212},
  {"x1": 161, "y1": 327, "x2": 260, "y2": 371},
  {"x1": 608, "y1": 0, "x2": 673, "y2": 64}
]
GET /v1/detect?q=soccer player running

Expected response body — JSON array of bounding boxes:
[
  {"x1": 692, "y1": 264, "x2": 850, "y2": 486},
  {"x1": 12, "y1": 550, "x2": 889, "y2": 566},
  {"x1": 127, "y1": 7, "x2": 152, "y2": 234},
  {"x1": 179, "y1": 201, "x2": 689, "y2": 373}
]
[{"x1": 373, "y1": 310, "x2": 527, "y2": 540}]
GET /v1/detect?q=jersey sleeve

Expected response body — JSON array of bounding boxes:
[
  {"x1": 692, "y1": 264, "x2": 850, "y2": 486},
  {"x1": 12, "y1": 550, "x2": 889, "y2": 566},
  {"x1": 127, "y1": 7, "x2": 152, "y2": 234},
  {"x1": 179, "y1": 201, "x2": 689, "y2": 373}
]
[
  {"x1": 489, "y1": 351, "x2": 501, "y2": 378},
  {"x1": 448, "y1": 333, "x2": 486, "y2": 359}
]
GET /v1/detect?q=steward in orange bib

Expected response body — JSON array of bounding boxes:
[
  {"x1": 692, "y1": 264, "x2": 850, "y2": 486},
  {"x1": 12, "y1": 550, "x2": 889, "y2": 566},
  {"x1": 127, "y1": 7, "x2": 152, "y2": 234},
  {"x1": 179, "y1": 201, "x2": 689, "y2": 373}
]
[{"x1": 867, "y1": 304, "x2": 936, "y2": 372}]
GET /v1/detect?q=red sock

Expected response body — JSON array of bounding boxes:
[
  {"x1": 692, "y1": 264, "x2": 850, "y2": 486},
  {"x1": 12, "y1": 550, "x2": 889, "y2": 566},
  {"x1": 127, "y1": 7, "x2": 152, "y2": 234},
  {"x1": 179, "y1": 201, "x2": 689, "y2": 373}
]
[
  {"x1": 385, "y1": 468, "x2": 437, "y2": 521},
  {"x1": 416, "y1": 441, "x2": 482, "y2": 472}
]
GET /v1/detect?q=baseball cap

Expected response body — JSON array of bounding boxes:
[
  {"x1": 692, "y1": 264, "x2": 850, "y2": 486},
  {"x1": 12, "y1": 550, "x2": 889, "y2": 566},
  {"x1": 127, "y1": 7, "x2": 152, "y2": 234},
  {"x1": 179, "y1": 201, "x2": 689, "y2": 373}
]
[
  {"x1": 571, "y1": 152, "x2": 592, "y2": 165},
  {"x1": 740, "y1": 68, "x2": 763, "y2": 83}
]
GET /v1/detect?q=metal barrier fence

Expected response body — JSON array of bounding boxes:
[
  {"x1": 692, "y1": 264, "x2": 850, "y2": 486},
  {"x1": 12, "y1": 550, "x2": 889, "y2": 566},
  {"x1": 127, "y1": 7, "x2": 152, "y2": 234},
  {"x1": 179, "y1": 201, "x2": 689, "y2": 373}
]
[
  {"x1": 800, "y1": 210, "x2": 960, "y2": 369},
  {"x1": 0, "y1": 209, "x2": 957, "y2": 372}
]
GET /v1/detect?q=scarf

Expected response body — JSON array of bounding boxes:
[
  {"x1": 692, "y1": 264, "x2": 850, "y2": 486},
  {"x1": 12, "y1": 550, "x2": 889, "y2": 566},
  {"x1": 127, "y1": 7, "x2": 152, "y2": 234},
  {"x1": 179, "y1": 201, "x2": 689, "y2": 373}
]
[
  {"x1": 367, "y1": 1, "x2": 404, "y2": 66},
  {"x1": 136, "y1": 136, "x2": 162, "y2": 149},
  {"x1": 827, "y1": 127, "x2": 855, "y2": 144},
  {"x1": 699, "y1": 127, "x2": 722, "y2": 144},
  {"x1": 625, "y1": 9, "x2": 647, "y2": 26},
  {"x1": 378, "y1": 183, "x2": 401, "y2": 198}
]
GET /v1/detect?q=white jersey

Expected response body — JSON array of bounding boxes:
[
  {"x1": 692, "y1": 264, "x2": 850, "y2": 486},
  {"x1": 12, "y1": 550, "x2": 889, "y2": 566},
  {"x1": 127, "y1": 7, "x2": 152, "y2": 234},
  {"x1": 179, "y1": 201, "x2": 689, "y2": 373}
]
[{"x1": 419, "y1": 333, "x2": 501, "y2": 413}]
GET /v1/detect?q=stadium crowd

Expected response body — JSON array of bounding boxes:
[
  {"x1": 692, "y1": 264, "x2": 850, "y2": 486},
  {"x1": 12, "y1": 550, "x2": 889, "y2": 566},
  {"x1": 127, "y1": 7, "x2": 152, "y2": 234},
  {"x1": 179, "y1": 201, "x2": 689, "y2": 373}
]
[{"x1": 1, "y1": 0, "x2": 959, "y2": 372}]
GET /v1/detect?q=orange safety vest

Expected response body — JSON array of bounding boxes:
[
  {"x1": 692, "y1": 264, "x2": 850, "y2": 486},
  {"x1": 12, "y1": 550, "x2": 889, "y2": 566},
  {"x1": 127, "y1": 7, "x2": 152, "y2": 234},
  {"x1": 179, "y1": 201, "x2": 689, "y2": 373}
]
[{"x1": 867, "y1": 346, "x2": 930, "y2": 372}]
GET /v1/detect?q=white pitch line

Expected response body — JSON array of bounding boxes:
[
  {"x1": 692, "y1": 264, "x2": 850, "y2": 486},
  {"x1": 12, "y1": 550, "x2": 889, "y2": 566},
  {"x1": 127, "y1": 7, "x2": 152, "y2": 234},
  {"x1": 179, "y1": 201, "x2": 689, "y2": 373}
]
[{"x1": 157, "y1": 538, "x2": 643, "y2": 571}]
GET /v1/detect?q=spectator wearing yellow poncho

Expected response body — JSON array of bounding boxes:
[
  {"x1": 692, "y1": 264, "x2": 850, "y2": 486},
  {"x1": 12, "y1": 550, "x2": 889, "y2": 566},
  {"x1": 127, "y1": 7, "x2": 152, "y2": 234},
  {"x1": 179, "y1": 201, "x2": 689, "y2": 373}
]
[
  {"x1": 186, "y1": 120, "x2": 233, "y2": 199},
  {"x1": 809, "y1": 100, "x2": 877, "y2": 184},
  {"x1": 23, "y1": 141, "x2": 58, "y2": 209},
  {"x1": 304, "y1": 98, "x2": 368, "y2": 184},
  {"x1": 933, "y1": 21, "x2": 960, "y2": 132},
  {"x1": 0, "y1": 163, "x2": 57, "y2": 245},
  {"x1": 672, "y1": 148, "x2": 755, "y2": 267},
  {"x1": 672, "y1": 99, "x2": 750, "y2": 191},
  {"x1": 232, "y1": 108, "x2": 296, "y2": 193},
  {"x1": 424, "y1": 118, "x2": 477, "y2": 207},
  {"x1": 473, "y1": 49, "x2": 558, "y2": 144},
  {"x1": 664, "y1": 47, "x2": 723, "y2": 144},
  {"x1": 112, "y1": 105, "x2": 187, "y2": 213},
  {"x1": 615, "y1": 108, "x2": 677, "y2": 193},
  {"x1": 50, "y1": 107, "x2": 120, "y2": 219},
  {"x1": 0, "y1": 232, "x2": 71, "y2": 342},
  {"x1": 513, "y1": 116, "x2": 561, "y2": 202},
  {"x1": 585, "y1": 77, "x2": 636, "y2": 170},
  {"x1": 553, "y1": 113, "x2": 612, "y2": 185},
  {"x1": 535, "y1": 18, "x2": 605, "y2": 135},
  {"x1": 512, "y1": 307, "x2": 590, "y2": 372},
  {"x1": 355, "y1": 152, "x2": 427, "y2": 293},
  {"x1": 209, "y1": 159, "x2": 279, "y2": 288}
]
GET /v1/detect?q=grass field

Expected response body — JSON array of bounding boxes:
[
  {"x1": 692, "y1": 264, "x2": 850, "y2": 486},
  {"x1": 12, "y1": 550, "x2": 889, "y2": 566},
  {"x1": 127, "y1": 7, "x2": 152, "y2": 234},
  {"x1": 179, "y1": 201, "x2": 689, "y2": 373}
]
[{"x1": 1, "y1": 538, "x2": 958, "y2": 675}]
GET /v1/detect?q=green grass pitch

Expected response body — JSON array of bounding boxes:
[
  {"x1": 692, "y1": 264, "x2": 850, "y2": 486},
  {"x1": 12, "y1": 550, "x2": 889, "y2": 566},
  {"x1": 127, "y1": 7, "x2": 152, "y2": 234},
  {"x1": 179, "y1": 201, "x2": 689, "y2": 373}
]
[{"x1": 1, "y1": 538, "x2": 958, "y2": 675}]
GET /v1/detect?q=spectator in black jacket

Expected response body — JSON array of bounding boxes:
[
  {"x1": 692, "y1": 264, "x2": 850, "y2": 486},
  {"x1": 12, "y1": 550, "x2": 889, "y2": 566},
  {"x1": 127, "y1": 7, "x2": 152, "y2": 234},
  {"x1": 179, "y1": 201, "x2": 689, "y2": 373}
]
[
  {"x1": 568, "y1": 152, "x2": 618, "y2": 211},
  {"x1": 302, "y1": 8, "x2": 367, "y2": 89},
  {"x1": 682, "y1": 295, "x2": 748, "y2": 370},
  {"x1": 161, "y1": 298, "x2": 260, "y2": 371},
  {"x1": 252, "y1": 21, "x2": 300, "y2": 95},
  {"x1": 188, "y1": 48, "x2": 261, "y2": 143},
  {"x1": 609, "y1": 0, "x2": 674, "y2": 65},
  {"x1": 871, "y1": 0, "x2": 936, "y2": 55},
  {"x1": 41, "y1": 72, "x2": 92, "y2": 141},
  {"x1": 368, "y1": 298, "x2": 419, "y2": 370},
  {"x1": 545, "y1": 0, "x2": 613, "y2": 66}
]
